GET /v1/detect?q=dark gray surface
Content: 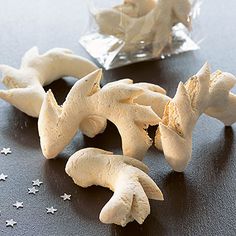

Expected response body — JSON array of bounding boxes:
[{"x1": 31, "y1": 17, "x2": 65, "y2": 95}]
[{"x1": 0, "y1": 0, "x2": 236, "y2": 235}]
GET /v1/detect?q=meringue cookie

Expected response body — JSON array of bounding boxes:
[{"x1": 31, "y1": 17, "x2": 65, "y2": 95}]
[
  {"x1": 95, "y1": 0, "x2": 191, "y2": 55},
  {"x1": 65, "y1": 148, "x2": 163, "y2": 226},
  {"x1": 0, "y1": 47, "x2": 107, "y2": 137},
  {"x1": 38, "y1": 69, "x2": 160, "y2": 160},
  {"x1": 155, "y1": 63, "x2": 236, "y2": 172}
]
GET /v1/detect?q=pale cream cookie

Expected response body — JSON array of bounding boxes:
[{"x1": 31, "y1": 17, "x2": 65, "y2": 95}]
[
  {"x1": 65, "y1": 148, "x2": 163, "y2": 226},
  {"x1": 38, "y1": 69, "x2": 161, "y2": 160}
]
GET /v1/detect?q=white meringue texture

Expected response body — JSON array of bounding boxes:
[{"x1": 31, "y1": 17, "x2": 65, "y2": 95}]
[{"x1": 65, "y1": 148, "x2": 163, "y2": 227}]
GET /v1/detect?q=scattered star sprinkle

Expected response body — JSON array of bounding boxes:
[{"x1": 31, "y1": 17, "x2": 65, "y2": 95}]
[
  {"x1": 1, "y1": 148, "x2": 12, "y2": 156},
  {"x1": 28, "y1": 187, "x2": 39, "y2": 195},
  {"x1": 61, "y1": 193, "x2": 71, "y2": 201},
  {"x1": 32, "y1": 179, "x2": 43, "y2": 187},
  {"x1": 6, "y1": 219, "x2": 17, "y2": 228},
  {"x1": 0, "y1": 173, "x2": 8, "y2": 181},
  {"x1": 13, "y1": 201, "x2": 23, "y2": 209},
  {"x1": 46, "y1": 207, "x2": 57, "y2": 214}
]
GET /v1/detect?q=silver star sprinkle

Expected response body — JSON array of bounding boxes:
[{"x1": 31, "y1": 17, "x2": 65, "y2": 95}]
[
  {"x1": 13, "y1": 201, "x2": 23, "y2": 209},
  {"x1": 0, "y1": 173, "x2": 8, "y2": 181},
  {"x1": 32, "y1": 179, "x2": 43, "y2": 187},
  {"x1": 1, "y1": 147, "x2": 12, "y2": 155},
  {"x1": 46, "y1": 207, "x2": 57, "y2": 214},
  {"x1": 60, "y1": 193, "x2": 71, "y2": 201},
  {"x1": 6, "y1": 219, "x2": 17, "y2": 228},
  {"x1": 28, "y1": 187, "x2": 39, "y2": 194}
]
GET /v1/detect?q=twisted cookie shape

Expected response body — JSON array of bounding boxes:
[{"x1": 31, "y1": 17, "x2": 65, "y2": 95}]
[
  {"x1": 0, "y1": 47, "x2": 104, "y2": 137},
  {"x1": 65, "y1": 148, "x2": 163, "y2": 226},
  {"x1": 95, "y1": 0, "x2": 191, "y2": 54},
  {"x1": 155, "y1": 63, "x2": 236, "y2": 172},
  {"x1": 38, "y1": 70, "x2": 160, "y2": 160},
  {"x1": 0, "y1": 47, "x2": 98, "y2": 117}
]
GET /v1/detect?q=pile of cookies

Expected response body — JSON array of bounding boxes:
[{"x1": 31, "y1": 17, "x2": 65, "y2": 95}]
[
  {"x1": 94, "y1": 0, "x2": 192, "y2": 55},
  {"x1": 1, "y1": 47, "x2": 236, "y2": 226}
]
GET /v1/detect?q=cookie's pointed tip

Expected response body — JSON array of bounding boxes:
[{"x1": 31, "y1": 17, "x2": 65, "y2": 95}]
[{"x1": 198, "y1": 62, "x2": 211, "y2": 76}]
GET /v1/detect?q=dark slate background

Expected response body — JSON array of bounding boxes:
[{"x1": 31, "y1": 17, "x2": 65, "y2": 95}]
[{"x1": 0, "y1": 0, "x2": 235, "y2": 235}]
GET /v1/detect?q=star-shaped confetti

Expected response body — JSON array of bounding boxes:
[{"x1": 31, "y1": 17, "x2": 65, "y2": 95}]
[
  {"x1": 60, "y1": 193, "x2": 71, "y2": 201},
  {"x1": 13, "y1": 201, "x2": 23, "y2": 209},
  {"x1": 32, "y1": 179, "x2": 43, "y2": 187},
  {"x1": 6, "y1": 219, "x2": 17, "y2": 228},
  {"x1": 28, "y1": 187, "x2": 39, "y2": 195},
  {"x1": 46, "y1": 207, "x2": 57, "y2": 214},
  {"x1": 0, "y1": 173, "x2": 8, "y2": 181},
  {"x1": 1, "y1": 147, "x2": 12, "y2": 156}
]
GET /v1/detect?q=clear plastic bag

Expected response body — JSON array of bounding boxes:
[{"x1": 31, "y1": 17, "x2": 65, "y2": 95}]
[{"x1": 80, "y1": 0, "x2": 202, "y2": 70}]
